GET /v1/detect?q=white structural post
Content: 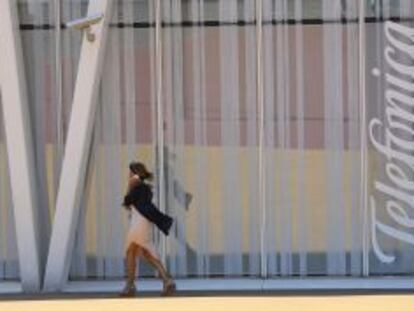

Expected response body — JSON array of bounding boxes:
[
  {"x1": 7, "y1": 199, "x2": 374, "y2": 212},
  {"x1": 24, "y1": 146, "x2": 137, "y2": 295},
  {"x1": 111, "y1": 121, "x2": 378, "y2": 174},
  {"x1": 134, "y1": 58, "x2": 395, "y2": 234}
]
[
  {"x1": 155, "y1": 0, "x2": 167, "y2": 268},
  {"x1": 43, "y1": 0, "x2": 113, "y2": 292},
  {"x1": 256, "y1": 0, "x2": 266, "y2": 278},
  {"x1": 0, "y1": 0, "x2": 41, "y2": 292},
  {"x1": 359, "y1": 0, "x2": 368, "y2": 277}
]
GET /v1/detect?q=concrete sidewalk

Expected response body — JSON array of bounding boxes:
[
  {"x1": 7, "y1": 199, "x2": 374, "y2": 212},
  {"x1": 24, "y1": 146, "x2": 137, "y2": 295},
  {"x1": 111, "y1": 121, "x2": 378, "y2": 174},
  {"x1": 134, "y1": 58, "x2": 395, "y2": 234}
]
[{"x1": 1, "y1": 295, "x2": 414, "y2": 311}]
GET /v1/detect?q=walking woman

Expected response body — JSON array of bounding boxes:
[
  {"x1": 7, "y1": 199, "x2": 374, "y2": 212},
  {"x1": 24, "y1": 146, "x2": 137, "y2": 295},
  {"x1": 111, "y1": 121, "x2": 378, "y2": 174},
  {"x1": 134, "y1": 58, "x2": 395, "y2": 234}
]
[{"x1": 120, "y1": 161, "x2": 176, "y2": 297}]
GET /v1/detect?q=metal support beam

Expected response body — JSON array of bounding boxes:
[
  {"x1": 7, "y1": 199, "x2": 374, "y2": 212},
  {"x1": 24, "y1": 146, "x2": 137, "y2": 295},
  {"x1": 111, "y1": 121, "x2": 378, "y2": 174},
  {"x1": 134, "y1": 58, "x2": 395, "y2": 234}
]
[
  {"x1": 43, "y1": 0, "x2": 113, "y2": 292},
  {"x1": 0, "y1": 0, "x2": 41, "y2": 293}
]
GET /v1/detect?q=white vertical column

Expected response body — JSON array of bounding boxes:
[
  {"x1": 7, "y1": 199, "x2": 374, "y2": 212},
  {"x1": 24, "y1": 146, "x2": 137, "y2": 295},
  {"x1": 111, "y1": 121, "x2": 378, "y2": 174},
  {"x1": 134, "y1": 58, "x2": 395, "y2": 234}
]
[
  {"x1": 279, "y1": 0, "x2": 292, "y2": 276},
  {"x1": 43, "y1": 0, "x2": 113, "y2": 292},
  {"x1": 359, "y1": 0, "x2": 368, "y2": 277},
  {"x1": 0, "y1": 0, "x2": 41, "y2": 292},
  {"x1": 148, "y1": 0, "x2": 161, "y2": 270},
  {"x1": 262, "y1": 0, "x2": 276, "y2": 276},
  {"x1": 244, "y1": 0, "x2": 259, "y2": 277},
  {"x1": 294, "y1": 0, "x2": 308, "y2": 276},
  {"x1": 256, "y1": 0, "x2": 266, "y2": 279},
  {"x1": 155, "y1": 0, "x2": 167, "y2": 271}
]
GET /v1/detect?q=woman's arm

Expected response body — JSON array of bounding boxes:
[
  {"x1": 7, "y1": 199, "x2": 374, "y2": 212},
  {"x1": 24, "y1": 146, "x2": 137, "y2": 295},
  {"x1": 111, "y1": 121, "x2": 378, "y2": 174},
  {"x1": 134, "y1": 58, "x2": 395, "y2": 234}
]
[{"x1": 122, "y1": 175, "x2": 140, "y2": 209}]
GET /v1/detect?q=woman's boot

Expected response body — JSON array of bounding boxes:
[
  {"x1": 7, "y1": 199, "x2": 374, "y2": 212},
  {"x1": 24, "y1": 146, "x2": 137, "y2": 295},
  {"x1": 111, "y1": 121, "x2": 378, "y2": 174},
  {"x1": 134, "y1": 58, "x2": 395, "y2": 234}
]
[
  {"x1": 120, "y1": 246, "x2": 137, "y2": 297},
  {"x1": 141, "y1": 248, "x2": 176, "y2": 296},
  {"x1": 120, "y1": 280, "x2": 136, "y2": 297},
  {"x1": 161, "y1": 278, "x2": 176, "y2": 297}
]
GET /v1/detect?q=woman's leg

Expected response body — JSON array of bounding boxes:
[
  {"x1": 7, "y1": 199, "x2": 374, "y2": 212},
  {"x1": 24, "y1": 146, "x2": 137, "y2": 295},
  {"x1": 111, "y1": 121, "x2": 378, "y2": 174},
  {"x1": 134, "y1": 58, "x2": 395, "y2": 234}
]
[
  {"x1": 120, "y1": 243, "x2": 138, "y2": 297},
  {"x1": 137, "y1": 245, "x2": 176, "y2": 296}
]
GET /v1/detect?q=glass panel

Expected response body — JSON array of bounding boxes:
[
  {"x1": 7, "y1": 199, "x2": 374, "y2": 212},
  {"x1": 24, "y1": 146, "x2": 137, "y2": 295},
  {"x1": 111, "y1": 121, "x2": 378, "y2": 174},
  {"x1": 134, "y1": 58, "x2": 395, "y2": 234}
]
[
  {"x1": 162, "y1": 0, "x2": 260, "y2": 277},
  {"x1": 366, "y1": 0, "x2": 414, "y2": 276},
  {"x1": 263, "y1": 0, "x2": 362, "y2": 277}
]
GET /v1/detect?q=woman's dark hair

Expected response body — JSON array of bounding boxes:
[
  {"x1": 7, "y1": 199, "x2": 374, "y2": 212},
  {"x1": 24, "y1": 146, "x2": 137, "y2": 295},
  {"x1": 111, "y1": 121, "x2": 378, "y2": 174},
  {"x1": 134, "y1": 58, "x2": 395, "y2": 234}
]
[{"x1": 129, "y1": 161, "x2": 154, "y2": 181}]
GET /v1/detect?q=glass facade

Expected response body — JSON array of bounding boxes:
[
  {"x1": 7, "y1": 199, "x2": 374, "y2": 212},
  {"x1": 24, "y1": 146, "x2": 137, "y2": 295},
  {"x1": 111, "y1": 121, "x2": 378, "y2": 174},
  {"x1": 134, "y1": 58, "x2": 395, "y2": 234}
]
[
  {"x1": 1, "y1": 0, "x2": 414, "y2": 284},
  {"x1": 366, "y1": 0, "x2": 414, "y2": 276}
]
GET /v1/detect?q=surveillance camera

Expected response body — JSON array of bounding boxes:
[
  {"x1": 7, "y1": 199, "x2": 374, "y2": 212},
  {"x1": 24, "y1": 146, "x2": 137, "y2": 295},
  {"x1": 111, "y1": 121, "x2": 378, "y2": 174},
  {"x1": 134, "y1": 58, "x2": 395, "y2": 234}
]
[
  {"x1": 66, "y1": 13, "x2": 104, "y2": 42},
  {"x1": 66, "y1": 13, "x2": 104, "y2": 30}
]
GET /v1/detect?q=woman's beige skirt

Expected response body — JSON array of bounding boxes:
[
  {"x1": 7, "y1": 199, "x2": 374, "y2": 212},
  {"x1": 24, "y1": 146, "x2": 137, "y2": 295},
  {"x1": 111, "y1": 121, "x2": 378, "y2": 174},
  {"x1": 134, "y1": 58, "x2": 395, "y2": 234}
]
[{"x1": 125, "y1": 206, "x2": 158, "y2": 259}]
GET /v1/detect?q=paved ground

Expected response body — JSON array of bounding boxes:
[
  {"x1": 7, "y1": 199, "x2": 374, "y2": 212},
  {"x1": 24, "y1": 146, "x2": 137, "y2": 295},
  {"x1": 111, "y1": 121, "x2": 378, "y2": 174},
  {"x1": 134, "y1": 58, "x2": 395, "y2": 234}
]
[{"x1": 0, "y1": 293, "x2": 414, "y2": 311}]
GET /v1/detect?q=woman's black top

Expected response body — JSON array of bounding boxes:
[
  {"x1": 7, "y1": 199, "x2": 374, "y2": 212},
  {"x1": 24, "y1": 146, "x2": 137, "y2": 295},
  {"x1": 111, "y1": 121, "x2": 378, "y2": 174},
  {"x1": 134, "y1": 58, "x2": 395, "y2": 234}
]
[
  {"x1": 123, "y1": 182, "x2": 153, "y2": 207},
  {"x1": 123, "y1": 182, "x2": 173, "y2": 236}
]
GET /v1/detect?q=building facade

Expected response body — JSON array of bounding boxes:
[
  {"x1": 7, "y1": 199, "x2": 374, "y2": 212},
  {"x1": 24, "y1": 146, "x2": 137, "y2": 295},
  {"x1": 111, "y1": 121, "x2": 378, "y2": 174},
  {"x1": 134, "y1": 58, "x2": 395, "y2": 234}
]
[{"x1": 1, "y1": 0, "x2": 414, "y2": 293}]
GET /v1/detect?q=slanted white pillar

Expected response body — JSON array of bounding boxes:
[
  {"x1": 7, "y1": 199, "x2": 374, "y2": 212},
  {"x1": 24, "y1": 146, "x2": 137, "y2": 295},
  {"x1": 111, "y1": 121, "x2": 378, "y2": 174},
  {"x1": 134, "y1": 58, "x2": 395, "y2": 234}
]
[
  {"x1": 0, "y1": 0, "x2": 41, "y2": 293},
  {"x1": 43, "y1": 0, "x2": 113, "y2": 292}
]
